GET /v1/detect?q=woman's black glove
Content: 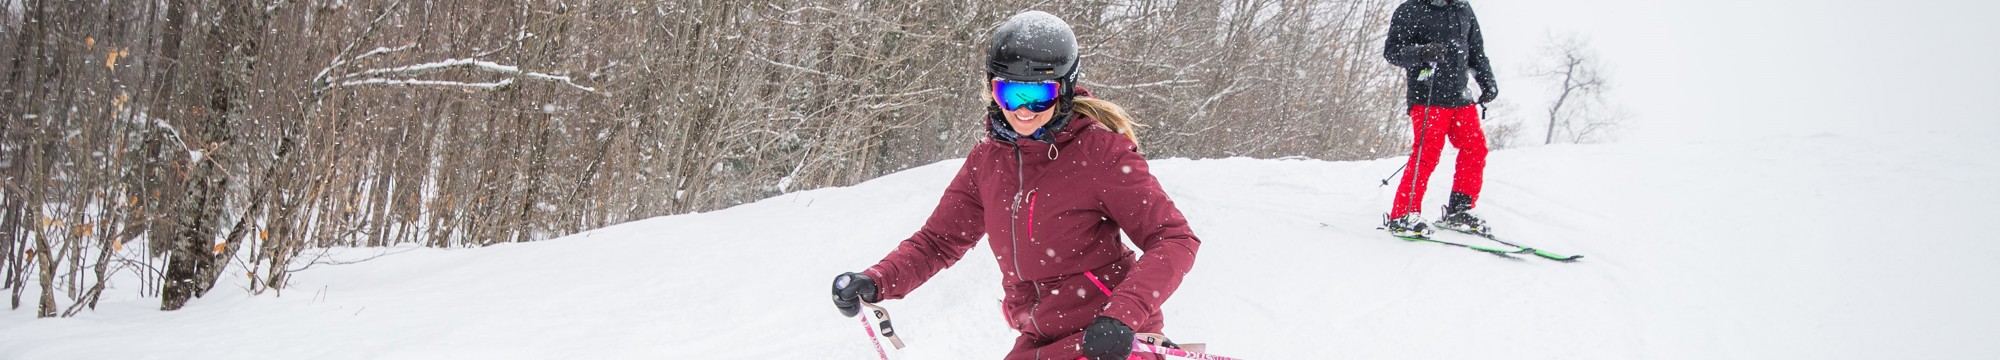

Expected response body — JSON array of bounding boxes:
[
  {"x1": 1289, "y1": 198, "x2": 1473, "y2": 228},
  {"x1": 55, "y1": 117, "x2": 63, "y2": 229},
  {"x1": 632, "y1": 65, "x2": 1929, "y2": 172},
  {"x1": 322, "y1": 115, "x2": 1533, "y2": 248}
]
[
  {"x1": 831, "y1": 272, "x2": 880, "y2": 318},
  {"x1": 1079, "y1": 316, "x2": 1136, "y2": 360}
]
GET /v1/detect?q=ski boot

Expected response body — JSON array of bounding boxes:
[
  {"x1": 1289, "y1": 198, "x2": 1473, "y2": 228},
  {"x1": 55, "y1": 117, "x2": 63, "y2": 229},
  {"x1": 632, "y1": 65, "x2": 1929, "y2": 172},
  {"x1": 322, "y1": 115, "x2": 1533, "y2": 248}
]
[
  {"x1": 1383, "y1": 213, "x2": 1433, "y2": 238},
  {"x1": 1436, "y1": 192, "x2": 1491, "y2": 236}
]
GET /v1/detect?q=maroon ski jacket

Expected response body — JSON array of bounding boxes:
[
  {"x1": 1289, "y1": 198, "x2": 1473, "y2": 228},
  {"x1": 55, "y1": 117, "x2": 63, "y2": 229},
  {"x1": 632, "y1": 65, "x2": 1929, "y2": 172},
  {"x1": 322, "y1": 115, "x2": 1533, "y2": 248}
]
[{"x1": 862, "y1": 107, "x2": 1201, "y2": 359}]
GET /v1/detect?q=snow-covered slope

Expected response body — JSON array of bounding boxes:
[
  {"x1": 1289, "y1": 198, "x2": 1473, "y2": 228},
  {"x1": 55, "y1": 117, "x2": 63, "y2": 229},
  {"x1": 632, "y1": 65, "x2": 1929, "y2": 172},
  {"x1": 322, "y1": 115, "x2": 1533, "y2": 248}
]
[{"x1": 4, "y1": 132, "x2": 1997, "y2": 359}]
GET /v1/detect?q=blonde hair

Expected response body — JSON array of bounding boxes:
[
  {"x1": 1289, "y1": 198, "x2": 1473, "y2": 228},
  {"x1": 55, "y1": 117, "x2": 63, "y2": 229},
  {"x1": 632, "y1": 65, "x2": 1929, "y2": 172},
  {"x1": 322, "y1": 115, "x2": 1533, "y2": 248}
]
[
  {"x1": 1071, "y1": 97, "x2": 1142, "y2": 150},
  {"x1": 983, "y1": 90, "x2": 1144, "y2": 149}
]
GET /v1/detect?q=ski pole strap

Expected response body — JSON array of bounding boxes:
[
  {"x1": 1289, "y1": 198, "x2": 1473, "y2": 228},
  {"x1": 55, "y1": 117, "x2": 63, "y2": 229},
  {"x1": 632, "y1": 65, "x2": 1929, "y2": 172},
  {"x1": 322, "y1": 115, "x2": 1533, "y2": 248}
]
[
  {"x1": 860, "y1": 302, "x2": 905, "y2": 349},
  {"x1": 1084, "y1": 270, "x2": 1114, "y2": 296}
]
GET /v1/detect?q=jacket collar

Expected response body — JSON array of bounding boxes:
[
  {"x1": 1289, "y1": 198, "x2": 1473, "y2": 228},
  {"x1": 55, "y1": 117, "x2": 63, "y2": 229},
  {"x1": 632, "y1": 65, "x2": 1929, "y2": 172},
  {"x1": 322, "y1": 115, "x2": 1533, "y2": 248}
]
[
  {"x1": 994, "y1": 113, "x2": 1096, "y2": 164},
  {"x1": 1425, "y1": 0, "x2": 1464, "y2": 8}
]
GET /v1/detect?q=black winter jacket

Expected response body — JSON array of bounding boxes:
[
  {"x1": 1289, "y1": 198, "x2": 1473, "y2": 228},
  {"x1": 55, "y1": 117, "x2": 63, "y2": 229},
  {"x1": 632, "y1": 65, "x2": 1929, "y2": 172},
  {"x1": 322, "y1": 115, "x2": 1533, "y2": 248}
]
[{"x1": 1383, "y1": 0, "x2": 1496, "y2": 108}]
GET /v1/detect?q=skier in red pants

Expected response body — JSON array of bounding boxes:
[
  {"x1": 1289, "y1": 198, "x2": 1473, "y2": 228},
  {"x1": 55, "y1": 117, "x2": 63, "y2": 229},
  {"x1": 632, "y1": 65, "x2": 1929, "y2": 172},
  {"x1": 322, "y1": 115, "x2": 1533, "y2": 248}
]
[{"x1": 1381, "y1": 0, "x2": 1498, "y2": 236}]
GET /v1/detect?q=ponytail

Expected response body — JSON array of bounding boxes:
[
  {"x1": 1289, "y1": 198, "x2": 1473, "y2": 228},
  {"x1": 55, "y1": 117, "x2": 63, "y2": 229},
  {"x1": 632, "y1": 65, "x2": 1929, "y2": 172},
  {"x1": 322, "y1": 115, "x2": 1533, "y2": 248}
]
[{"x1": 1071, "y1": 97, "x2": 1142, "y2": 150}]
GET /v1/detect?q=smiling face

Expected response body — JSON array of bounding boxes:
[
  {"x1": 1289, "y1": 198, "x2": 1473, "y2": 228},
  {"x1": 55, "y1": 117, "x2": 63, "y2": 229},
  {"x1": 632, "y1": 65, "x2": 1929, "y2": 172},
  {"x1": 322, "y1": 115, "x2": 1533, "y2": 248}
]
[
  {"x1": 1001, "y1": 99, "x2": 1056, "y2": 136},
  {"x1": 992, "y1": 79, "x2": 1062, "y2": 136}
]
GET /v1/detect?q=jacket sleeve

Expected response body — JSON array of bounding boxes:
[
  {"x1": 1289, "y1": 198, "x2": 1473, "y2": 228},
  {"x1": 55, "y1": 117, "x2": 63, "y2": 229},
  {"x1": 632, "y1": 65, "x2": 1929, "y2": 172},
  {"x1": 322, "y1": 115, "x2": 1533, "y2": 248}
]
[
  {"x1": 1465, "y1": 4, "x2": 1498, "y2": 95},
  {"x1": 862, "y1": 156, "x2": 986, "y2": 300},
  {"x1": 1382, "y1": 2, "x2": 1427, "y2": 69},
  {"x1": 1092, "y1": 137, "x2": 1201, "y2": 330}
]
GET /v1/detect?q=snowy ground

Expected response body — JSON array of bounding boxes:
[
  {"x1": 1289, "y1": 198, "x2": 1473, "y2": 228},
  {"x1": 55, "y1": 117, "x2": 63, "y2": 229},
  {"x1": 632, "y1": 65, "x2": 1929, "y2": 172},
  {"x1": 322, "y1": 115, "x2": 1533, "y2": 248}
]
[{"x1": 5, "y1": 129, "x2": 1996, "y2": 359}]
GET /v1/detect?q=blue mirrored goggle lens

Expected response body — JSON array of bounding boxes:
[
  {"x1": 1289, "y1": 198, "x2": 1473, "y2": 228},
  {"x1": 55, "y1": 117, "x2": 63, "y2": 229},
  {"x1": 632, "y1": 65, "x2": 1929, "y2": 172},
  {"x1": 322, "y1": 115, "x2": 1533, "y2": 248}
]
[{"x1": 993, "y1": 80, "x2": 1060, "y2": 112}]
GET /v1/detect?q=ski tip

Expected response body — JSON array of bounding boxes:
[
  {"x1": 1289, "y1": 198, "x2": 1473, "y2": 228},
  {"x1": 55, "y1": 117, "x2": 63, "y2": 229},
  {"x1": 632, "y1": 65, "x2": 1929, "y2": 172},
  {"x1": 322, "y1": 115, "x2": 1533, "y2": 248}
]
[{"x1": 1536, "y1": 252, "x2": 1584, "y2": 262}]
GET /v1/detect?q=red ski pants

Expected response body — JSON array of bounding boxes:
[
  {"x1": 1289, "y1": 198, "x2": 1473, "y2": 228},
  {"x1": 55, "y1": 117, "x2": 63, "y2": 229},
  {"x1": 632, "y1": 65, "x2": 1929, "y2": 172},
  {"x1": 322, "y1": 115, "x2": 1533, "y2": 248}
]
[{"x1": 1390, "y1": 104, "x2": 1487, "y2": 219}]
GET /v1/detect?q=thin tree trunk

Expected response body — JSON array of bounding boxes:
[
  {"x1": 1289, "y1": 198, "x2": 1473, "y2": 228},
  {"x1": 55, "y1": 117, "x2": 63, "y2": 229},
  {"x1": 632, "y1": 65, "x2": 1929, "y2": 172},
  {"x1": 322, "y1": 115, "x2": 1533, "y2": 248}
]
[
  {"x1": 1545, "y1": 59, "x2": 1577, "y2": 145},
  {"x1": 163, "y1": 0, "x2": 267, "y2": 311}
]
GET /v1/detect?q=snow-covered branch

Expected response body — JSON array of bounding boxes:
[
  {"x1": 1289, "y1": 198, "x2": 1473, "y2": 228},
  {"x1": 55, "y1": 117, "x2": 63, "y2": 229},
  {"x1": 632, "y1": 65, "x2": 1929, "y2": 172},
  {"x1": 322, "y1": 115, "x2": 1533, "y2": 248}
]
[
  {"x1": 337, "y1": 77, "x2": 515, "y2": 90},
  {"x1": 848, "y1": 87, "x2": 948, "y2": 99},
  {"x1": 353, "y1": 43, "x2": 418, "y2": 62},
  {"x1": 309, "y1": 0, "x2": 405, "y2": 93},
  {"x1": 323, "y1": 58, "x2": 597, "y2": 94},
  {"x1": 749, "y1": 53, "x2": 853, "y2": 82},
  {"x1": 1082, "y1": 79, "x2": 1201, "y2": 90}
]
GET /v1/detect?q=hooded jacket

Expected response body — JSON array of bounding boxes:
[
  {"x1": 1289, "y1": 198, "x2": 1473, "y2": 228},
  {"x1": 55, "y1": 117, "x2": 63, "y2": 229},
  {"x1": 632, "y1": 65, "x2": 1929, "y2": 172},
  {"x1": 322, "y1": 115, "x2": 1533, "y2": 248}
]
[
  {"x1": 862, "y1": 93, "x2": 1200, "y2": 357},
  {"x1": 1384, "y1": 0, "x2": 1497, "y2": 108}
]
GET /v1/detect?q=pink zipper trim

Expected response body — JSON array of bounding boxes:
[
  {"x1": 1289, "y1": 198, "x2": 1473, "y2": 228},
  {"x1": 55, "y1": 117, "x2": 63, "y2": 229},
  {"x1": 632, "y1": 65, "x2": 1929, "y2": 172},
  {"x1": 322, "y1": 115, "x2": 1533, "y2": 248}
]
[
  {"x1": 1085, "y1": 270, "x2": 1113, "y2": 296},
  {"x1": 1025, "y1": 190, "x2": 1037, "y2": 246}
]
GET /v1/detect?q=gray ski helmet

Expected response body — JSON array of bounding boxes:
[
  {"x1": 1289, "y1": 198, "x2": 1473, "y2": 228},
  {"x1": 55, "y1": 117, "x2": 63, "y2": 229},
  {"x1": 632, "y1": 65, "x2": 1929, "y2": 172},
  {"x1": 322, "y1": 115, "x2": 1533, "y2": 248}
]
[{"x1": 986, "y1": 11, "x2": 1078, "y2": 82}]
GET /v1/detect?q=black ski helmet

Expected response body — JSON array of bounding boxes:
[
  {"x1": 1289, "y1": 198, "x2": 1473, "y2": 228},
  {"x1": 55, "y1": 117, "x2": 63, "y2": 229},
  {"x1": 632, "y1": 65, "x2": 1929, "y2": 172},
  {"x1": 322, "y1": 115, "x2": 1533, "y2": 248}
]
[
  {"x1": 984, "y1": 11, "x2": 1081, "y2": 143},
  {"x1": 986, "y1": 11, "x2": 1079, "y2": 83}
]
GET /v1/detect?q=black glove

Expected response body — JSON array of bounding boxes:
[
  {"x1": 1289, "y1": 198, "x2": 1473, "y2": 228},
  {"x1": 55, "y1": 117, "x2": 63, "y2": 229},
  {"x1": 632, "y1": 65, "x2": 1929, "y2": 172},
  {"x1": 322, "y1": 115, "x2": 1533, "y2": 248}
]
[
  {"x1": 1079, "y1": 316, "x2": 1136, "y2": 360},
  {"x1": 1478, "y1": 87, "x2": 1498, "y2": 104},
  {"x1": 831, "y1": 272, "x2": 879, "y2": 318},
  {"x1": 1418, "y1": 44, "x2": 1446, "y2": 63},
  {"x1": 1420, "y1": 42, "x2": 1458, "y2": 63}
]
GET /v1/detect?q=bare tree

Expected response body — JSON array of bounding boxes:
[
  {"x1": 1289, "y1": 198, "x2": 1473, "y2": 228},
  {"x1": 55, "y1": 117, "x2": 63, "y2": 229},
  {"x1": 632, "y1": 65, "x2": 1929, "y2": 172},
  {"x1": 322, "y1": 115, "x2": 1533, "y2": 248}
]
[
  {"x1": 2, "y1": 0, "x2": 1422, "y2": 317},
  {"x1": 1532, "y1": 33, "x2": 1622, "y2": 144}
]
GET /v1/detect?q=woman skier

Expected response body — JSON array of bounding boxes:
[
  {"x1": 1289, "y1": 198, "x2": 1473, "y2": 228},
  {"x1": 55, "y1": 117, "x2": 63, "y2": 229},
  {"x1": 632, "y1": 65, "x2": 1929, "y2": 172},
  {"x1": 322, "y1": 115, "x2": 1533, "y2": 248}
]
[{"x1": 828, "y1": 11, "x2": 1202, "y2": 360}]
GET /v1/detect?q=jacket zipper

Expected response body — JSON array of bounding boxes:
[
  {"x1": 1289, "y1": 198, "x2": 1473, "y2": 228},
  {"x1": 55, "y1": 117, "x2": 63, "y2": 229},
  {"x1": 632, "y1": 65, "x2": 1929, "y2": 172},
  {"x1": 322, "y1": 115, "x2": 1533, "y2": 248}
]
[
  {"x1": 1010, "y1": 143, "x2": 1047, "y2": 337},
  {"x1": 1010, "y1": 145, "x2": 1026, "y2": 282}
]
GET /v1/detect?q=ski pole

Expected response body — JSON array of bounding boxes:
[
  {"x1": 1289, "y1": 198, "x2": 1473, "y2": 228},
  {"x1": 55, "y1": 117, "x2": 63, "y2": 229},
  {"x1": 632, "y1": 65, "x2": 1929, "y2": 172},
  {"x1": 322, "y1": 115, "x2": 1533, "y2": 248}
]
[
  {"x1": 1390, "y1": 59, "x2": 1438, "y2": 187},
  {"x1": 1131, "y1": 338, "x2": 1250, "y2": 360},
  {"x1": 1395, "y1": 105, "x2": 1435, "y2": 213},
  {"x1": 1378, "y1": 162, "x2": 1408, "y2": 187},
  {"x1": 858, "y1": 313, "x2": 889, "y2": 360},
  {"x1": 1083, "y1": 272, "x2": 1249, "y2": 359}
]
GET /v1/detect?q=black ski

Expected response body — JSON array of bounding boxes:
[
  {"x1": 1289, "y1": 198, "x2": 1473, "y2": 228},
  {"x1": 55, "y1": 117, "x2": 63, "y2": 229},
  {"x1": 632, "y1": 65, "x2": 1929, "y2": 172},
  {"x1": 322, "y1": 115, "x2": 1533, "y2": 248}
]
[
  {"x1": 1332, "y1": 222, "x2": 1531, "y2": 258},
  {"x1": 1328, "y1": 222, "x2": 1582, "y2": 262},
  {"x1": 1438, "y1": 227, "x2": 1583, "y2": 262},
  {"x1": 1392, "y1": 233, "x2": 1534, "y2": 257}
]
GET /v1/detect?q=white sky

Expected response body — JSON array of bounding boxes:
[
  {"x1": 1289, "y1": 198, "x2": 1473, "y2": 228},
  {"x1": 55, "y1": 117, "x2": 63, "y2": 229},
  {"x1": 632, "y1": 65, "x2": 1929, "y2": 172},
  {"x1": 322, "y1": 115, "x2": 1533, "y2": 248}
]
[{"x1": 1475, "y1": 0, "x2": 2000, "y2": 144}]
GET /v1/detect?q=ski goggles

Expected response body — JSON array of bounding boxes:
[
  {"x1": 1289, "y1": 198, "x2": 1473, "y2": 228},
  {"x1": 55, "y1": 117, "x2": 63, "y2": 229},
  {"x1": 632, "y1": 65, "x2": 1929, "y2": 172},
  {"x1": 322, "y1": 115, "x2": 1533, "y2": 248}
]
[{"x1": 992, "y1": 78, "x2": 1062, "y2": 113}]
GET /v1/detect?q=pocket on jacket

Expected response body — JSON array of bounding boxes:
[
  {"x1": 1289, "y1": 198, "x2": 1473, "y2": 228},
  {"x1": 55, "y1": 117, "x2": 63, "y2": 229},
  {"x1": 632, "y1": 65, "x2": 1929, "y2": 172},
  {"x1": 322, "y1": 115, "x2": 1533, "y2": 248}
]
[{"x1": 1000, "y1": 289, "x2": 1030, "y2": 332}]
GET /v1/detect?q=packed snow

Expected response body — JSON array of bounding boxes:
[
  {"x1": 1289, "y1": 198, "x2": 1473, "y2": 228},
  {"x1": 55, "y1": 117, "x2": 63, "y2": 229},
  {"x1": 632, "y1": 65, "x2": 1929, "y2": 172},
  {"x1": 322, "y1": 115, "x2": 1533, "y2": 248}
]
[{"x1": 5, "y1": 129, "x2": 1996, "y2": 359}]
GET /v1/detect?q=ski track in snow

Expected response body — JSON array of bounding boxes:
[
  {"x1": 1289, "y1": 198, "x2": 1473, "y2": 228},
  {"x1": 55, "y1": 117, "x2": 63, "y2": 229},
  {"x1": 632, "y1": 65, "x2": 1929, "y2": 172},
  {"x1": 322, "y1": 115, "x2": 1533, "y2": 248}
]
[{"x1": 4, "y1": 132, "x2": 1998, "y2": 359}]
